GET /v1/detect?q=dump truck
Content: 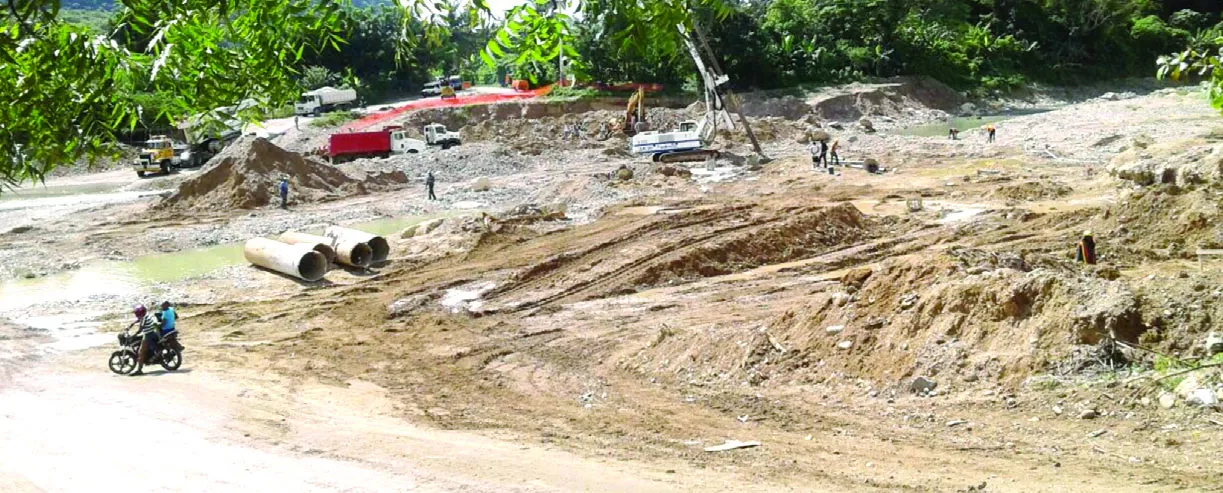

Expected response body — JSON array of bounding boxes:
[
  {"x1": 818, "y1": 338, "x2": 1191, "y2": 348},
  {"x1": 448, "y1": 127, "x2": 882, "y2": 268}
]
[
  {"x1": 328, "y1": 126, "x2": 426, "y2": 164},
  {"x1": 423, "y1": 123, "x2": 461, "y2": 149},
  {"x1": 132, "y1": 135, "x2": 178, "y2": 177},
  {"x1": 295, "y1": 86, "x2": 358, "y2": 116}
]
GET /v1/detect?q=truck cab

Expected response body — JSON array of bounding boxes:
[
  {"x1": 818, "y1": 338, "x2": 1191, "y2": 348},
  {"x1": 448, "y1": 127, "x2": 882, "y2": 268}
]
[
  {"x1": 295, "y1": 87, "x2": 358, "y2": 116},
  {"x1": 423, "y1": 124, "x2": 461, "y2": 150},
  {"x1": 133, "y1": 136, "x2": 176, "y2": 177},
  {"x1": 295, "y1": 93, "x2": 325, "y2": 116},
  {"x1": 389, "y1": 130, "x2": 426, "y2": 154}
]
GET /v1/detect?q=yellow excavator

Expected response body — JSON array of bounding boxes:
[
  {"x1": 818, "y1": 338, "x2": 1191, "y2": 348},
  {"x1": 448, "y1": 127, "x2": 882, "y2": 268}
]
[{"x1": 622, "y1": 86, "x2": 646, "y2": 136}]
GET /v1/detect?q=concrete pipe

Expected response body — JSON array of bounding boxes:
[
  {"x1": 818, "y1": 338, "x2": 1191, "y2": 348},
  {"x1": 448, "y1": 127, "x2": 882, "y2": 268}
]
[
  {"x1": 277, "y1": 232, "x2": 337, "y2": 264},
  {"x1": 325, "y1": 226, "x2": 390, "y2": 264},
  {"x1": 333, "y1": 240, "x2": 373, "y2": 268},
  {"x1": 243, "y1": 238, "x2": 328, "y2": 282}
]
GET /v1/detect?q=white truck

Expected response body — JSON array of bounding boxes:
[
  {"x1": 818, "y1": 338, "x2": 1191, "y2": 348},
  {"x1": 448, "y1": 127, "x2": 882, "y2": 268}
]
[
  {"x1": 423, "y1": 123, "x2": 461, "y2": 149},
  {"x1": 295, "y1": 86, "x2": 358, "y2": 116}
]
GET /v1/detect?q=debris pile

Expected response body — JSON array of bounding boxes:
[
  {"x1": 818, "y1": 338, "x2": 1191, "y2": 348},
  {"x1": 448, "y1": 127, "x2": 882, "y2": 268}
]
[{"x1": 158, "y1": 137, "x2": 407, "y2": 210}]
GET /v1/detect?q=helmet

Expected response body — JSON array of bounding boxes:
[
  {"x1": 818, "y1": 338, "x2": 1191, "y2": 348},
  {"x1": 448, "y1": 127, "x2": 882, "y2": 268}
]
[
  {"x1": 1083, "y1": 230, "x2": 1093, "y2": 237},
  {"x1": 133, "y1": 304, "x2": 147, "y2": 319}
]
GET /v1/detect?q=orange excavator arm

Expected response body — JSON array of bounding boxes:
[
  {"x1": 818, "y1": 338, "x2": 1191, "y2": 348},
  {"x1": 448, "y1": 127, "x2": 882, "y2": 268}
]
[{"x1": 623, "y1": 86, "x2": 644, "y2": 135}]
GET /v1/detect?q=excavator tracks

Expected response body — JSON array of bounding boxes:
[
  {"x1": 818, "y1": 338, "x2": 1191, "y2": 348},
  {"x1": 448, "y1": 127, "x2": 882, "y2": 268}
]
[{"x1": 653, "y1": 150, "x2": 720, "y2": 163}]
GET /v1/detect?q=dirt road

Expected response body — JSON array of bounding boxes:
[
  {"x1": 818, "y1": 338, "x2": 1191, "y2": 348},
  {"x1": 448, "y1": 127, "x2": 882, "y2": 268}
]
[{"x1": 0, "y1": 346, "x2": 762, "y2": 492}]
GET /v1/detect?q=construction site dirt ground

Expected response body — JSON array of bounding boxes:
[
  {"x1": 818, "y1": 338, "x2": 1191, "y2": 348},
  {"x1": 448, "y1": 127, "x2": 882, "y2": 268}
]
[{"x1": 3, "y1": 81, "x2": 1223, "y2": 491}]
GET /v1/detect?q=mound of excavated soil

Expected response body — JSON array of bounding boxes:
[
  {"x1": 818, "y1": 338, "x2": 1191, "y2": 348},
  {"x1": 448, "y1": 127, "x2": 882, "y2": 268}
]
[
  {"x1": 989, "y1": 181, "x2": 1073, "y2": 201},
  {"x1": 158, "y1": 137, "x2": 407, "y2": 210},
  {"x1": 809, "y1": 77, "x2": 962, "y2": 122}
]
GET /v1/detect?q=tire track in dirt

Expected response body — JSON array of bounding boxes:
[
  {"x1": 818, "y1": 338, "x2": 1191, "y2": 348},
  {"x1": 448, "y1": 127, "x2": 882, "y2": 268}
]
[{"x1": 492, "y1": 203, "x2": 874, "y2": 312}]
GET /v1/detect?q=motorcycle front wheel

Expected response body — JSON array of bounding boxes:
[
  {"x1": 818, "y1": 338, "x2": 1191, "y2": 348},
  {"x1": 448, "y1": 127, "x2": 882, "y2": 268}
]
[
  {"x1": 109, "y1": 350, "x2": 137, "y2": 375},
  {"x1": 159, "y1": 347, "x2": 182, "y2": 371}
]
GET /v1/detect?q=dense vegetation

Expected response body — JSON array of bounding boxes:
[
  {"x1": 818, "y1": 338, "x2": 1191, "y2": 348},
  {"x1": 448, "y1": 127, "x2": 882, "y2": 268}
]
[
  {"x1": 562, "y1": 0, "x2": 1223, "y2": 92},
  {"x1": 4, "y1": 0, "x2": 1223, "y2": 187}
]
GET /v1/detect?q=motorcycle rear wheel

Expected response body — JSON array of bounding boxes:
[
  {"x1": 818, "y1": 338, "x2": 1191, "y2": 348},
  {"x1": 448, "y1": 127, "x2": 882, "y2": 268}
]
[
  {"x1": 159, "y1": 347, "x2": 182, "y2": 371},
  {"x1": 109, "y1": 350, "x2": 137, "y2": 375}
]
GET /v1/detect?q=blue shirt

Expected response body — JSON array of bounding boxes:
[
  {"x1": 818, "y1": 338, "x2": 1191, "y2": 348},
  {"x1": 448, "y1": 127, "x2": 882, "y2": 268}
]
[
  {"x1": 160, "y1": 308, "x2": 177, "y2": 333},
  {"x1": 279, "y1": 181, "x2": 289, "y2": 195}
]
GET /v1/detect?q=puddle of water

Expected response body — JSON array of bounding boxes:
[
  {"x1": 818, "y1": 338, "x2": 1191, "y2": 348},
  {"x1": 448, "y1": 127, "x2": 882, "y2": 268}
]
[
  {"x1": 0, "y1": 263, "x2": 140, "y2": 313},
  {"x1": 0, "y1": 182, "x2": 120, "y2": 201},
  {"x1": 349, "y1": 216, "x2": 432, "y2": 237},
  {"x1": 0, "y1": 245, "x2": 247, "y2": 314},
  {"x1": 129, "y1": 243, "x2": 246, "y2": 283},
  {"x1": 895, "y1": 110, "x2": 1049, "y2": 137},
  {"x1": 0, "y1": 213, "x2": 462, "y2": 315}
]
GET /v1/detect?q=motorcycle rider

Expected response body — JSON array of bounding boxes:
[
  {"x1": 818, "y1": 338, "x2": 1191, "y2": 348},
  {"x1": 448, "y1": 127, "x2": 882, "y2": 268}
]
[{"x1": 127, "y1": 304, "x2": 160, "y2": 376}]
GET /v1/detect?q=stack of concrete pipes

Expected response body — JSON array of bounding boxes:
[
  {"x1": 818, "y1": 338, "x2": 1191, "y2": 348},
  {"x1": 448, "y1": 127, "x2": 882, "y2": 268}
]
[{"x1": 242, "y1": 227, "x2": 389, "y2": 281}]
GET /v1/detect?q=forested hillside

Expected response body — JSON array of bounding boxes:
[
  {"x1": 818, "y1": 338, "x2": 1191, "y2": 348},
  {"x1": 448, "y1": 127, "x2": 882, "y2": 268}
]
[{"x1": 6, "y1": 0, "x2": 1223, "y2": 181}]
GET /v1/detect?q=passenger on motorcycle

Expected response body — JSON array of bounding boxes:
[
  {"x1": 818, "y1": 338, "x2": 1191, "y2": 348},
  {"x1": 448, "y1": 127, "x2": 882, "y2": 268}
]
[
  {"x1": 127, "y1": 304, "x2": 160, "y2": 376},
  {"x1": 156, "y1": 301, "x2": 184, "y2": 352}
]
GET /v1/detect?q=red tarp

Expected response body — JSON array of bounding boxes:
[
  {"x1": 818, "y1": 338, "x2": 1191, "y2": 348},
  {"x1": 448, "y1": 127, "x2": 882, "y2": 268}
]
[{"x1": 340, "y1": 86, "x2": 554, "y2": 133}]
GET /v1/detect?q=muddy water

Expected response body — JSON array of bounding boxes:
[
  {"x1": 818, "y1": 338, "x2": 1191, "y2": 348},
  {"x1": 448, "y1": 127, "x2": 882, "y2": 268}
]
[
  {"x1": 0, "y1": 214, "x2": 452, "y2": 316},
  {"x1": 0, "y1": 182, "x2": 119, "y2": 201}
]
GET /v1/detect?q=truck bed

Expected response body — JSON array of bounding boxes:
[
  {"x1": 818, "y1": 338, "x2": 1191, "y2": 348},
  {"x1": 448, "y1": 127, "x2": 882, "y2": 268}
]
[{"x1": 329, "y1": 131, "x2": 390, "y2": 158}]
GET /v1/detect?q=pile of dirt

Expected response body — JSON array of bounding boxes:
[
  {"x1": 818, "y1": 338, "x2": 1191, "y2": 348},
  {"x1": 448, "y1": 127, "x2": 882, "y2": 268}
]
[
  {"x1": 630, "y1": 250, "x2": 1145, "y2": 392},
  {"x1": 737, "y1": 95, "x2": 814, "y2": 120},
  {"x1": 809, "y1": 77, "x2": 963, "y2": 122},
  {"x1": 1109, "y1": 140, "x2": 1220, "y2": 187},
  {"x1": 989, "y1": 180, "x2": 1073, "y2": 201},
  {"x1": 158, "y1": 137, "x2": 407, "y2": 210}
]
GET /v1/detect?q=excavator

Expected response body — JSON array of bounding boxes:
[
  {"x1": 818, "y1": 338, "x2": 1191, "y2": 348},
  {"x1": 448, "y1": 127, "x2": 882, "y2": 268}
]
[
  {"x1": 622, "y1": 86, "x2": 646, "y2": 136},
  {"x1": 629, "y1": 21, "x2": 767, "y2": 164}
]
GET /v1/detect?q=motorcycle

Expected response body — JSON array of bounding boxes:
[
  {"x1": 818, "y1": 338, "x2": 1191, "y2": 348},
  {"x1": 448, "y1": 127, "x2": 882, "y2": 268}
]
[{"x1": 108, "y1": 329, "x2": 183, "y2": 375}]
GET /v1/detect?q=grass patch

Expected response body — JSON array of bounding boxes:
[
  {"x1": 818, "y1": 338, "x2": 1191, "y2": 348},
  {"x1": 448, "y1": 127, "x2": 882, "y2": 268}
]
[
  {"x1": 544, "y1": 86, "x2": 619, "y2": 100},
  {"x1": 309, "y1": 110, "x2": 359, "y2": 128}
]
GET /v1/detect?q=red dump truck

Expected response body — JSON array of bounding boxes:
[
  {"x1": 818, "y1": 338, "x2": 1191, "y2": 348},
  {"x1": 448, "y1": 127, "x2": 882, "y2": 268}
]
[{"x1": 328, "y1": 126, "x2": 426, "y2": 163}]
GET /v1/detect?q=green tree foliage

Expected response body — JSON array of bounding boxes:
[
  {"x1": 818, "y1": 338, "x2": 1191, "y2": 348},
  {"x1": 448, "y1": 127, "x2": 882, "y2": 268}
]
[
  {"x1": 6, "y1": 0, "x2": 1223, "y2": 190},
  {"x1": 2, "y1": 0, "x2": 344, "y2": 188},
  {"x1": 299, "y1": 66, "x2": 340, "y2": 90}
]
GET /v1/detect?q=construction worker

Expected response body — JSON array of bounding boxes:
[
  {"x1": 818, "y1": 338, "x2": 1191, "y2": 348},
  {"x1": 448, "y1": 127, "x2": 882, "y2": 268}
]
[
  {"x1": 1075, "y1": 231, "x2": 1097, "y2": 265},
  {"x1": 986, "y1": 124, "x2": 996, "y2": 143},
  {"x1": 425, "y1": 171, "x2": 437, "y2": 201},
  {"x1": 829, "y1": 139, "x2": 841, "y2": 166},
  {"x1": 948, "y1": 127, "x2": 959, "y2": 140},
  {"x1": 278, "y1": 176, "x2": 289, "y2": 208},
  {"x1": 808, "y1": 140, "x2": 821, "y2": 169},
  {"x1": 818, "y1": 139, "x2": 829, "y2": 168}
]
